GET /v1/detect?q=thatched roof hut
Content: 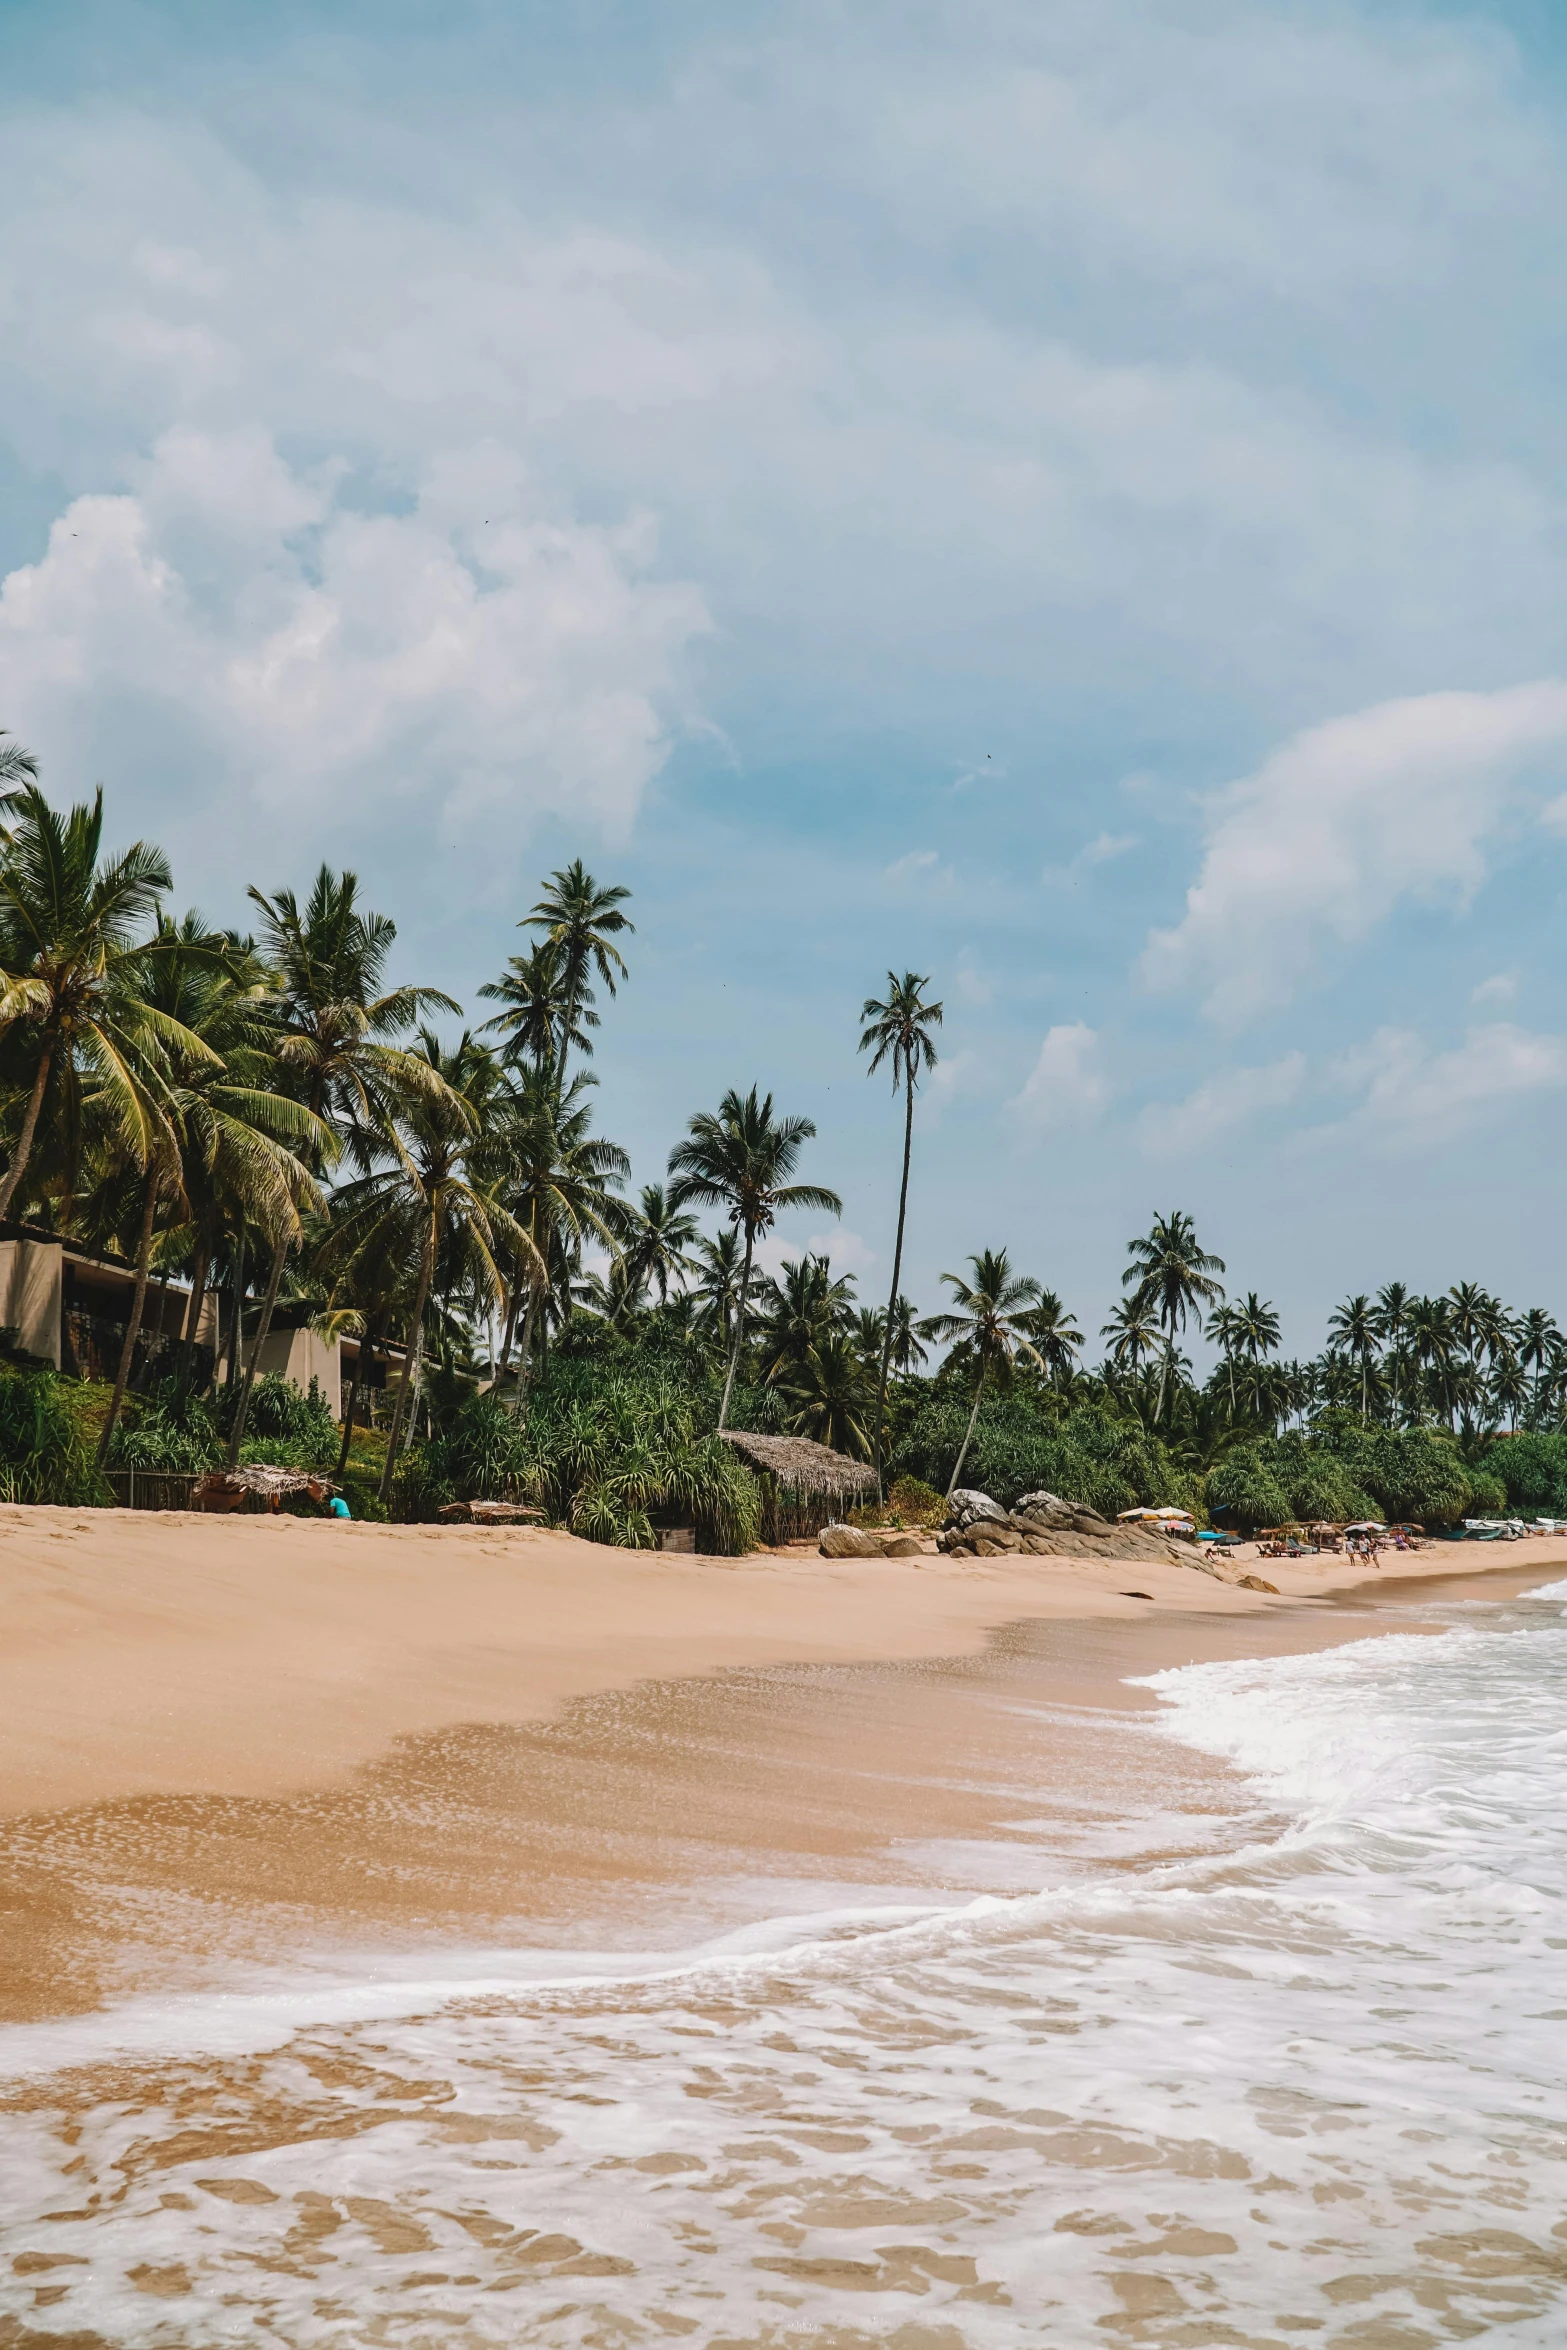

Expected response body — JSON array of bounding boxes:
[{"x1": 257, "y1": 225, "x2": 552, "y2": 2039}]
[
  {"x1": 196, "y1": 1465, "x2": 335, "y2": 1513},
  {"x1": 718, "y1": 1430, "x2": 875, "y2": 1543}
]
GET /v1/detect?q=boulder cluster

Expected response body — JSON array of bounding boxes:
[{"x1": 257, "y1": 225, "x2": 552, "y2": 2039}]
[{"x1": 937, "y1": 1488, "x2": 1186, "y2": 1564}]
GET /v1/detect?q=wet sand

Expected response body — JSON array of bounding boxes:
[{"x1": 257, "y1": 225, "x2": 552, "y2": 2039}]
[{"x1": 1, "y1": 1507, "x2": 1558, "y2": 2029}]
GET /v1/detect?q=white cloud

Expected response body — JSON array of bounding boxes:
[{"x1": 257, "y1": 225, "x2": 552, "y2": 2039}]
[
  {"x1": 1471, "y1": 971, "x2": 1518, "y2": 1007},
  {"x1": 1542, "y1": 792, "x2": 1567, "y2": 837},
  {"x1": 1043, "y1": 829, "x2": 1140, "y2": 885},
  {"x1": 883, "y1": 847, "x2": 942, "y2": 883},
  {"x1": 1143, "y1": 684, "x2": 1567, "y2": 1026},
  {"x1": 1009, "y1": 1023, "x2": 1109, "y2": 1131},
  {"x1": 1138, "y1": 1051, "x2": 1305, "y2": 1157},
  {"x1": 0, "y1": 429, "x2": 707, "y2": 844},
  {"x1": 1328, "y1": 1021, "x2": 1567, "y2": 1145}
]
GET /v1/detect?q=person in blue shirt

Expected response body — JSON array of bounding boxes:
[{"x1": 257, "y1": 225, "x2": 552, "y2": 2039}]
[{"x1": 328, "y1": 1494, "x2": 351, "y2": 1519}]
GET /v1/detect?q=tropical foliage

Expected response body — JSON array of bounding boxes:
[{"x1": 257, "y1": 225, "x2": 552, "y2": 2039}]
[{"x1": 0, "y1": 746, "x2": 1561, "y2": 1546}]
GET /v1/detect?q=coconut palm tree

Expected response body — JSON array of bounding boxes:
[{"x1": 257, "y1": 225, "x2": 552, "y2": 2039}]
[
  {"x1": 690, "y1": 1226, "x2": 747, "y2": 1352},
  {"x1": 776, "y1": 1330, "x2": 875, "y2": 1459},
  {"x1": 0, "y1": 782, "x2": 200, "y2": 1223},
  {"x1": 522, "y1": 864, "x2": 633, "y2": 1095},
  {"x1": 921, "y1": 1248, "x2": 1045, "y2": 1495},
  {"x1": 494, "y1": 1064, "x2": 629, "y2": 1400},
  {"x1": 477, "y1": 938, "x2": 594, "y2": 1081},
  {"x1": 1517, "y1": 1307, "x2": 1563, "y2": 1424},
  {"x1": 1021, "y1": 1289, "x2": 1083, "y2": 1385},
  {"x1": 1100, "y1": 1295, "x2": 1162, "y2": 1374},
  {"x1": 616, "y1": 1183, "x2": 701, "y2": 1307},
  {"x1": 858, "y1": 971, "x2": 943, "y2": 1494},
  {"x1": 1326, "y1": 1294, "x2": 1380, "y2": 1420},
  {"x1": 1122, "y1": 1210, "x2": 1226, "y2": 1422},
  {"x1": 667, "y1": 1087, "x2": 842, "y2": 1431},
  {"x1": 756, "y1": 1252, "x2": 857, "y2": 1385},
  {"x1": 234, "y1": 868, "x2": 459, "y2": 1463}
]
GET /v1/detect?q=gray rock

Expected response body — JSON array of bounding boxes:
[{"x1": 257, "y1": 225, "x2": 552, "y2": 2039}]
[
  {"x1": 947, "y1": 1488, "x2": 1006, "y2": 1529},
  {"x1": 1014, "y1": 1490, "x2": 1070, "y2": 1517},
  {"x1": 882, "y1": 1533, "x2": 923, "y2": 1558}
]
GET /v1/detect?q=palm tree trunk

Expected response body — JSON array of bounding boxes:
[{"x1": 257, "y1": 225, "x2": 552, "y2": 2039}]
[
  {"x1": 510, "y1": 1279, "x2": 542, "y2": 1424},
  {"x1": 872, "y1": 1077, "x2": 915, "y2": 1502},
  {"x1": 226, "y1": 1227, "x2": 290, "y2": 1466},
  {"x1": 717, "y1": 1229, "x2": 755, "y2": 1432},
  {"x1": 0, "y1": 1023, "x2": 57, "y2": 1224},
  {"x1": 947, "y1": 1365, "x2": 987, "y2": 1498},
  {"x1": 336, "y1": 1306, "x2": 386, "y2": 1478},
  {"x1": 175, "y1": 1237, "x2": 211, "y2": 1394},
  {"x1": 379, "y1": 1233, "x2": 435, "y2": 1502},
  {"x1": 97, "y1": 1169, "x2": 159, "y2": 1467},
  {"x1": 224, "y1": 1238, "x2": 246, "y2": 1394}
]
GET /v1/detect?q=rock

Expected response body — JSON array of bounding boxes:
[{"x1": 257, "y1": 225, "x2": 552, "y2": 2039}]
[
  {"x1": 1014, "y1": 1489, "x2": 1069, "y2": 1517},
  {"x1": 968, "y1": 1535, "x2": 1003, "y2": 1556},
  {"x1": 947, "y1": 1488, "x2": 1006, "y2": 1529},
  {"x1": 1238, "y1": 1573, "x2": 1279, "y2": 1593},
  {"x1": 819, "y1": 1523, "x2": 885, "y2": 1558},
  {"x1": 1070, "y1": 1511, "x2": 1114, "y2": 1537},
  {"x1": 882, "y1": 1533, "x2": 923, "y2": 1558}
]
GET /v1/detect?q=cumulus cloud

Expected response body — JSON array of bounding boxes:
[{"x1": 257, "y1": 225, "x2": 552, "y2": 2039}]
[
  {"x1": 1143, "y1": 684, "x2": 1567, "y2": 1025},
  {"x1": 1471, "y1": 971, "x2": 1518, "y2": 1007},
  {"x1": 0, "y1": 429, "x2": 707, "y2": 845},
  {"x1": 1328, "y1": 1021, "x2": 1567, "y2": 1145},
  {"x1": 1138, "y1": 1051, "x2": 1305, "y2": 1157},
  {"x1": 1010, "y1": 1023, "x2": 1109, "y2": 1131}
]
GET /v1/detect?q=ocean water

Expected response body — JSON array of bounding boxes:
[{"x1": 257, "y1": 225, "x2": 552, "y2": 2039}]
[{"x1": 2, "y1": 1586, "x2": 1565, "y2": 2348}]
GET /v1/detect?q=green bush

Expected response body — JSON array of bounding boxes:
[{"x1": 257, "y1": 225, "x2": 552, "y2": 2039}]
[
  {"x1": 0, "y1": 1368, "x2": 103, "y2": 1504},
  {"x1": 892, "y1": 1393, "x2": 1193, "y2": 1519},
  {"x1": 107, "y1": 1380, "x2": 222, "y2": 1473},
  {"x1": 1484, "y1": 1432, "x2": 1567, "y2": 1515},
  {"x1": 1204, "y1": 1445, "x2": 1293, "y2": 1532}
]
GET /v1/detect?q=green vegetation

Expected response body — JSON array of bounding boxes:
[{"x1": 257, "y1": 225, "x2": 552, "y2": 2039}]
[{"x1": 0, "y1": 745, "x2": 1559, "y2": 1547}]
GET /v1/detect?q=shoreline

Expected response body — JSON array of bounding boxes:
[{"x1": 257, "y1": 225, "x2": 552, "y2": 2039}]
[{"x1": 2, "y1": 1504, "x2": 1562, "y2": 1816}]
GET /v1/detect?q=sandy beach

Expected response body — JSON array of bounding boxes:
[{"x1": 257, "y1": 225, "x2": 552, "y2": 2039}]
[{"x1": 1, "y1": 1507, "x2": 1561, "y2": 2031}]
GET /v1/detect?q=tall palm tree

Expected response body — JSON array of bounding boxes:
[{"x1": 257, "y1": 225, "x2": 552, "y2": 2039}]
[
  {"x1": 234, "y1": 868, "x2": 459, "y2": 1463},
  {"x1": 667, "y1": 1087, "x2": 842, "y2": 1430},
  {"x1": 885, "y1": 1292, "x2": 929, "y2": 1375},
  {"x1": 1122, "y1": 1210, "x2": 1226, "y2": 1422},
  {"x1": 1326, "y1": 1294, "x2": 1380, "y2": 1420},
  {"x1": 1373, "y1": 1281, "x2": 1411, "y2": 1417},
  {"x1": 757, "y1": 1252, "x2": 857, "y2": 1385},
  {"x1": 776, "y1": 1330, "x2": 875, "y2": 1459},
  {"x1": 616, "y1": 1183, "x2": 700, "y2": 1307},
  {"x1": 329, "y1": 1032, "x2": 524, "y2": 1500},
  {"x1": 922, "y1": 1248, "x2": 1045, "y2": 1495},
  {"x1": 1408, "y1": 1294, "x2": 1460, "y2": 1427},
  {"x1": 0, "y1": 783, "x2": 196, "y2": 1223},
  {"x1": 522, "y1": 863, "x2": 633, "y2": 1095},
  {"x1": 495, "y1": 1064, "x2": 629, "y2": 1402},
  {"x1": 858, "y1": 971, "x2": 943, "y2": 1495},
  {"x1": 1518, "y1": 1307, "x2": 1563, "y2": 1424}
]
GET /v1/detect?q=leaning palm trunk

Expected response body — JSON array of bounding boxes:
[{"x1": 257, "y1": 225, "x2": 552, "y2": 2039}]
[
  {"x1": 947, "y1": 1364, "x2": 987, "y2": 1498},
  {"x1": 717, "y1": 1230, "x2": 756, "y2": 1432},
  {"x1": 379, "y1": 1233, "x2": 435, "y2": 1502},
  {"x1": 872, "y1": 1079, "x2": 915, "y2": 1501},
  {"x1": 226, "y1": 1228, "x2": 291, "y2": 1466},
  {"x1": 97, "y1": 1170, "x2": 160, "y2": 1467},
  {"x1": 0, "y1": 1022, "x2": 58, "y2": 1225}
]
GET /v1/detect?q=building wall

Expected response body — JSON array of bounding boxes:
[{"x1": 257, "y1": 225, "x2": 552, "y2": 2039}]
[
  {"x1": 0, "y1": 1238, "x2": 63, "y2": 1367},
  {"x1": 249, "y1": 1325, "x2": 341, "y2": 1419}
]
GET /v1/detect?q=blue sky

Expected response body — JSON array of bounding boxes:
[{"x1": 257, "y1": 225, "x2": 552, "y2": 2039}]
[{"x1": 2, "y1": 0, "x2": 1566, "y2": 1354}]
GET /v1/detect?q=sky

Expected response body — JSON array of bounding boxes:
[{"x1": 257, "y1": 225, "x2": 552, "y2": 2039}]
[{"x1": 1, "y1": 0, "x2": 1566, "y2": 1357}]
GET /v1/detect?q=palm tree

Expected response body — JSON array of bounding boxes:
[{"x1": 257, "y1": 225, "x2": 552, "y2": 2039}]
[
  {"x1": 235, "y1": 868, "x2": 459, "y2": 1463},
  {"x1": 776, "y1": 1331, "x2": 875, "y2": 1459},
  {"x1": 756, "y1": 1253, "x2": 857, "y2": 1385},
  {"x1": 858, "y1": 972, "x2": 943, "y2": 1495},
  {"x1": 1021, "y1": 1290, "x2": 1083, "y2": 1384},
  {"x1": 328, "y1": 1032, "x2": 525, "y2": 1500},
  {"x1": 1100, "y1": 1296, "x2": 1161, "y2": 1374},
  {"x1": 690, "y1": 1226, "x2": 747, "y2": 1352},
  {"x1": 0, "y1": 783, "x2": 196, "y2": 1223},
  {"x1": 1518, "y1": 1307, "x2": 1563, "y2": 1425},
  {"x1": 1122, "y1": 1210, "x2": 1226, "y2": 1422},
  {"x1": 921, "y1": 1248, "x2": 1045, "y2": 1495},
  {"x1": 1373, "y1": 1281, "x2": 1411, "y2": 1417},
  {"x1": 477, "y1": 938, "x2": 594, "y2": 1080},
  {"x1": 616, "y1": 1183, "x2": 700, "y2": 1307},
  {"x1": 885, "y1": 1292, "x2": 929, "y2": 1375},
  {"x1": 1448, "y1": 1282, "x2": 1505, "y2": 1378},
  {"x1": 1326, "y1": 1294, "x2": 1380, "y2": 1420},
  {"x1": 667, "y1": 1087, "x2": 842, "y2": 1430},
  {"x1": 522, "y1": 863, "x2": 633, "y2": 1095},
  {"x1": 495, "y1": 1064, "x2": 629, "y2": 1400}
]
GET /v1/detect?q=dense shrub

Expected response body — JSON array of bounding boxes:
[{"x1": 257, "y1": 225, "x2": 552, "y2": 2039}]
[
  {"x1": 221, "y1": 1373, "x2": 338, "y2": 1467},
  {"x1": 1484, "y1": 1432, "x2": 1567, "y2": 1515},
  {"x1": 108, "y1": 1379, "x2": 222, "y2": 1472},
  {"x1": 0, "y1": 1368, "x2": 103, "y2": 1503},
  {"x1": 1206, "y1": 1424, "x2": 1480, "y2": 1529},
  {"x1": 892, "y1": 1393, "x2": 1194, "y2": 1519}
]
